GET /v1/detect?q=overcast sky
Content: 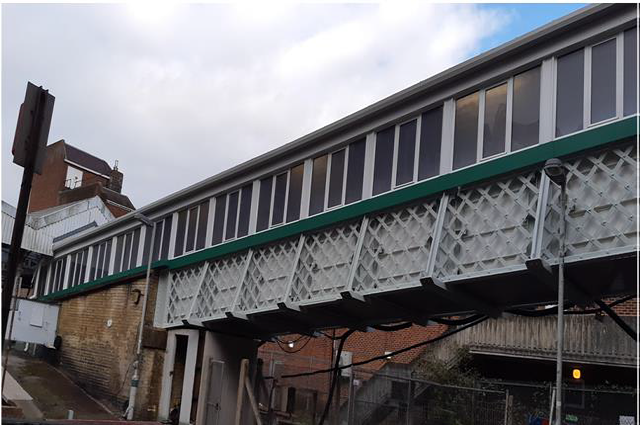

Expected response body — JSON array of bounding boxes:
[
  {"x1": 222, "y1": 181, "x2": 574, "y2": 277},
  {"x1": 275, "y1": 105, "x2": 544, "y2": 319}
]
[{"x1": 2, "y1": 3, "x2": 583, "y2": 208}]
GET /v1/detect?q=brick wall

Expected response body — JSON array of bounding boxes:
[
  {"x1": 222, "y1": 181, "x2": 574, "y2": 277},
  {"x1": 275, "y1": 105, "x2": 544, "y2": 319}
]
[
  {"x1": 56, "y1": 274, "x2": 166, "y2": 420},
  {"x1": 29, "y1": 141, "x2": 67, "y2": 213}
]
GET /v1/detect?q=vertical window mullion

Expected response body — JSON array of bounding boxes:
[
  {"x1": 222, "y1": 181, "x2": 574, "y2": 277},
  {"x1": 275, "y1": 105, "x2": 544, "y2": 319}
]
[
  {"x1": 324, "y1": 154, "x2": 332, "y2": 210},
  {"x1": 223, "y1": 194, "x2": 230, "y2": 239},
  {"x1": 505, "y1": 78, "x2": 514, "y2": 153},
  {"x1": 477, "y1": 89, "x2": 485, "y2": 162},
  {"x1": 342, "y1": 146, "x2": 349, "y2": 205},
  {"x1": 413, "y1": 114, "x2": 422, "y2": 181},
  {"x1": 583, "y1": 45, "x2": 591, "y2": 128},
  {"x1": 283, "y1": 170, "x2": 291, "y2": 221},
  {"x1": 268, "y1": 176, "x2": 276, "y2": 226},
  {"x1": 391, "y1": 125, "x2": 399, "y2": 188}
]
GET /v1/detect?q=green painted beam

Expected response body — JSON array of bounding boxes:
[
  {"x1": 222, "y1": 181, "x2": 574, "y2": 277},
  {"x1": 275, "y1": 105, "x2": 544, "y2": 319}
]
[{"x1": 43, "y1": 116, "x2": 638, "y2": 300}]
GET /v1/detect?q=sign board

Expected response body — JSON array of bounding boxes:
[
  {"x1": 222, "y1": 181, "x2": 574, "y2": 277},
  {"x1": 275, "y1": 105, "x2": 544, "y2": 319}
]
[
  {"x1": 6, "y1": 299, "x2": 59, "y2": 347},
  {"x1": 12, "y1": 82, "x2": 55, "y2": 175}
]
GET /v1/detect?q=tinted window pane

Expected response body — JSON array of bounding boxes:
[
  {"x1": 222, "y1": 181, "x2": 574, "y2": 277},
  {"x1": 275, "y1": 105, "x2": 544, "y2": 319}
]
[
  {"x1": 122, "y1": 233, "x2": 132, "y2": 270},
  {"x1": 345, "y1": 139, "x2": 365, "y2": 204},
  {"x1": 225, "y1": 192, "x2": 239, "y2": 240},
  {"x1": 131, "y1": 228, "x2": 140, "y2": 268},
  {"x1": 328, "y1": 149, "x2": 345, "y2": 207},
  {"x1": 174, "y1": 209, "x2": 187, "y2": 257},
  {"x1": 512, "y1": 67, "x2": 540, "y2": 151},
  {"x1": 272, "y1": 173, "x2": 287, "y2": 225},
  {"x1": 624, "y1": 27, "x2": 637, "y2": 116},
  {"x1": 114, "y1": 235, "x2": 124, "y2": 273},
  {"x1": 483, "y1": 83, "x2": 507, "y2": 158},
  {"x1": 453, "y1": 92, "x2": 479, "y2": 169},
  {"x1": 556, "y1": 49, "x2": 584, "y2": 137},
  {"x1": 373, "y1": 127, "x2": 394, "y2": 195},
  {"x1": 238, "y1": 185, "x2": 252, "y2": 237},
  {"x1": 591, "y1": 39, "x2": 616, "y2": 123},
  {"x1": 309, "y1": 155, "x2": 328, "y2": 215},
  {"x1": 89, "y1": 244, "x2": 98, "y2": 281},
  {"x1": 396, "y1": 120, "x2": 417, "y2": 185},
  {"x1": 103, "y1": 240, "x2": 112, "y2": 275},
  {"x1": 185, "y1": 206, "x2": 198, "y2": 251},
  {"x1": 212, "y1": 195, "x2": 226, "y2": 245},
  {"x1": 196, "y1": 201, "x2": 209, "y2": 250},
  {"x1": 152, "y1": 221, "x2": 163, "y2": 262},
  {"x1": 79, "y1": 249, "x2": 87, "y2": 284},
  {"x1": 160, "y1": 217, "x2": 172, "y2": 260},
  {"x1": 286, "y1": 165, "x2": 303, "y2": 223},
  {"x1": 418, "y1": 107, "x2": 442, "y2": 180},
  {"x1": 96, "y1": 244, "x2": 105, "y2": 278},
  {"x1": 257, "y1": 177, "x2": 272, "y2": 231}
]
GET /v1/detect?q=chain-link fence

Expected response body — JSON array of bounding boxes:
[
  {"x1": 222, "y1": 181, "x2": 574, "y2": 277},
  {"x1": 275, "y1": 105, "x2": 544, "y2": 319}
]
[{"x1": 256, "y1": 352, "x2": 637, "y2": 425}]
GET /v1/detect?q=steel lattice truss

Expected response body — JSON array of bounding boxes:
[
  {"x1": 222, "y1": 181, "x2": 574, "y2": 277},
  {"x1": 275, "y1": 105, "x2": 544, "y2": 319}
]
[{"x1": 162, "y1": 142, "x2": 638, "y2": 327}]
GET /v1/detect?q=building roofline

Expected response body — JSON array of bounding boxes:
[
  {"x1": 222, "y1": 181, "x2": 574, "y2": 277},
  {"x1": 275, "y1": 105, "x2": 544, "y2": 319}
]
[{"x1": 53, "y1": 3, "x2": 624, "y2": 250}]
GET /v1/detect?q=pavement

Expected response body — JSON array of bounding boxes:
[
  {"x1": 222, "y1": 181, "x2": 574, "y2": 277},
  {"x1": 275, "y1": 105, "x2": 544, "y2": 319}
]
[{"x1": 3, "y1": 350, "x2": 117, "y2": 421}]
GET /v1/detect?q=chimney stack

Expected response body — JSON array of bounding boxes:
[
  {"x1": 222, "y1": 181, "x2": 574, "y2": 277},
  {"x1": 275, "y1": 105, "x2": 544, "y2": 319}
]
[{"x1": 107, "y1": 160, "x2": 123, "y2": 193}]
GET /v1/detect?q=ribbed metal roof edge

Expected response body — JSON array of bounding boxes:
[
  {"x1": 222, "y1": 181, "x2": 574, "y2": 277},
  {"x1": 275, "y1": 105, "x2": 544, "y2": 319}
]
[{"x1": 53, "y1": 3, "x2": 620, "y2": 250}]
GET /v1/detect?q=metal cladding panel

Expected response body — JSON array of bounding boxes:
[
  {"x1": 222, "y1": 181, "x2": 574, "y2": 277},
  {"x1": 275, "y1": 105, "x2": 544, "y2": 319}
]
[
  {"x1": 165, "y1": 265, "x2": 202, "y2": 326},
  {"x1": 541, "y1": 141, "x2": 638, "y2": 263},
  {"x1": 289, "y1": 220, "x2": 361, "y2": 304},
  {"x1": 2, "y1": 208, "x2": 52, "y2": 255},
  {"x1": 433, "y1": 170, "x2": 540, "y2": 281},
  {"x1": 236, "y1": 238, "x2": 299, "y2": 315},
  {"x1": 192, "y1": 254, "x2": 247, "y2": 321},
  {"x1": 352, "y1": 199, "x2": 440, "y2": 294}
]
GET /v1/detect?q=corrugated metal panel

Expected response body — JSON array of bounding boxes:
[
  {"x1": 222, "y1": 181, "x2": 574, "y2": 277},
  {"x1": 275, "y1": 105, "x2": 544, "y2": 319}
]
[{"x1": 2, "y1": 209, "x2": 53, "y2": 255}]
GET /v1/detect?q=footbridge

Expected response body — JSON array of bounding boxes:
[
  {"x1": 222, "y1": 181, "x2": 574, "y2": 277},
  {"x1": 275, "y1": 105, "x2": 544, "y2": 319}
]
[{"x1": 36, "y1": 4, "x2": 637, "y2": 341}]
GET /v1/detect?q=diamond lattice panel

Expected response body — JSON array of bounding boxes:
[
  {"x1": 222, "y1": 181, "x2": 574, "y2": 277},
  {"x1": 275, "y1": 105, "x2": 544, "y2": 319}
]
[
  {"x1": 433, "y1": 171, "x2": 540, "y2": 280},
  {"x1": 352, "y1": 199, "x2": 440, "y2": 294},
  {"x1": 236, "y1": 239, "x2": 299, "y2": 314},
  {"x1": 289, "y1": 221, "x2": 361, "y2": 304},
  {"x1": 166, "y1": 265, "x2": 202, "y2": 326},
  {"x1": 541, "y1": 142, "x2": 637, "y2": 262},
  {"x1": 191, "y1": 254, "x2": 247, "y2": 322}
]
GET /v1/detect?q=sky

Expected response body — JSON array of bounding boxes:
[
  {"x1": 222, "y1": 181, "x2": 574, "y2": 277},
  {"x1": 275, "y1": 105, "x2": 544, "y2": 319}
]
[{"x1": 1, "y1": 3, "x2": 585, "y2": 208}]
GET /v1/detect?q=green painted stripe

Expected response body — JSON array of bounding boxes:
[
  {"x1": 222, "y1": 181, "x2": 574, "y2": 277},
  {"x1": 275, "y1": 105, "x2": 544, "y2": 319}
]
[
  {"x1": 39, "y1": 265, "x2": 148, "y2": 301},
  {"x1": 43, "y1": 116, "x2": 637, "y2": 300}
]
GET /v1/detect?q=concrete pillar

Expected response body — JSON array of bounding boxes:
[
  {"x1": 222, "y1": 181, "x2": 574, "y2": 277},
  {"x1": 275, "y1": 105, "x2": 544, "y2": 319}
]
[{"x1": 195, "y1": 332, "x2": 258, "y2": 425}]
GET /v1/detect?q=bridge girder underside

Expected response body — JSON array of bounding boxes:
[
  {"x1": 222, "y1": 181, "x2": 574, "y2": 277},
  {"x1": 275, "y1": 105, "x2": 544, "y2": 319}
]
[{"x1": 162, "y1": 140, "x2": 638, "y2": 340}]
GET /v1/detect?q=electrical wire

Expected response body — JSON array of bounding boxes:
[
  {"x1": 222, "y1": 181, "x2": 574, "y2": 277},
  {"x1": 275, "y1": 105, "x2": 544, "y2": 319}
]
[
  {"x1": 318, "y1": 328, "x2": 355, "y2": 425},
  {"x1": 265, "y1": 314, "x2": 489, "y2": 381},
  {"x1": 275, "y1": 335, "x2": 313, "y2": 354},
  {"x1": 506, "y1": 295, "x2": 635, "y2": 317},
  {"x1": 371, "y1": 322, "x2": 413, "y2": 331}
]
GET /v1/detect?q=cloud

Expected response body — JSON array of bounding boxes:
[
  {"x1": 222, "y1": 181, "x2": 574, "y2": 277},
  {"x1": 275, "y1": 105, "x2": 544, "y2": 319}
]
[{"x1": 2, "y1": 3, "x2": 509, "y2": 208}]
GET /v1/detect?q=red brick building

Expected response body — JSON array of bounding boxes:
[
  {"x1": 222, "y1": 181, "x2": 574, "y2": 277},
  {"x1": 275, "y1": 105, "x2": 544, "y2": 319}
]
[{"x1": 28, "y1": 140, "x2": 135, "y2": 217}]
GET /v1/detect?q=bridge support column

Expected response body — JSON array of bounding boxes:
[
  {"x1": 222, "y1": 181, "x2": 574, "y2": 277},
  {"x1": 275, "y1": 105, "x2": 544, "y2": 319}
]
[{"x1": 194, "y1": 332, "x2": 259, "y2": 425}]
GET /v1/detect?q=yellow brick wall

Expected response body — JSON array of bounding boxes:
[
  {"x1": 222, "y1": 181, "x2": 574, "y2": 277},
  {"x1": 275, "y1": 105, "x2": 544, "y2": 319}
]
[{"x1": 56, "y1": 273, "x2": 166, "y2": 420}]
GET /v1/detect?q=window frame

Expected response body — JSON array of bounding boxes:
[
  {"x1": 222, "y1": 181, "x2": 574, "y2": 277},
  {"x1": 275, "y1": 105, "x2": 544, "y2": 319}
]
[
  {"x1": 586, "y1": 34, "x2": 623, "y2": 128},
  {"x1": 224, "y1": 190, "x2": 241, "y2": 241},
  {"x1": 323, "y1": 147, "x2": 349, "y2": 211},
  {"x1": 391, "y1": 116, "x2": 420, "y2": 190},
  {"x1": 269, "y1": 170, "x2": 290, "y2": 228}
]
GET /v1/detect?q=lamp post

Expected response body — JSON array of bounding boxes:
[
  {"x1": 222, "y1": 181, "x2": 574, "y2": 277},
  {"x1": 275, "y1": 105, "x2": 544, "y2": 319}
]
[
  {"x1": 126, "y1": 213, "x2": 156, "y2": 421},
  {"x1": 543, "y1": 158, "x2": 566, "y2": 425}
]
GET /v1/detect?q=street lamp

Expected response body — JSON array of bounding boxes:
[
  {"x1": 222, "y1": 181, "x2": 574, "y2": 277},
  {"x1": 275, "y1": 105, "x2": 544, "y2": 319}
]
[
  {"x1": 126, "y1": 213, "x2": 156, "y2": 421},
  {"x1": 544, "y1": 158, "x2": 566, "y2": 425}
]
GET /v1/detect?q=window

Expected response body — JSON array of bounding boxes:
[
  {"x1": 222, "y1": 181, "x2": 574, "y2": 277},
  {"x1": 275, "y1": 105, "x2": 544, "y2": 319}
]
[
  {"x1": 483, "y1": 83, "x2": 507, "y2": 158},
  {"x1": 114, "y1": 228, "x2": 141, "y2": 273},
  {"x1": 212, "y1": 195, "x2": 226, "y2": 245},
  {"x1": 196, "y1": 201, "x2": 209, "y2": 250},
  {"x1": 418, "y1": 106, "x2": 443, "y2": 180},
  {"x1": 453, "y1": 92, "x2": 479, "y2": 169},
  {"x1": 512, "y1": 67, "x2": 540, "y2": 151},
  {"x1": 225, "y1": 191, "x2": 240, "y2": 240},
  {"x1": 36, "y1": 263, "x2": 49, "y2": 297},
  {"x1": 373, "y1": 127, "x2": 394, "y2": 195},
  {"x1": 286, "y1": 165, "x2": 304, "y2": 223},
  {"x1": 174, "y1": 202, "x2": 210, "y2": 254},
  {"x1": 309, "y1": 155, "x2": 328, "y2": 215},
  {"x1": 89, "y1": 238, "x2": 112, "y2": 281},
  {"x1": 327, "y1": 149, "x2": 345, "y2": 208},
  {"x1": 396, "y1": 120, "x2": 417, "y2": 186},
  {"x1": 257, "y1": 177, "x2": 273, "y2": 232},
  {"x1": 624, "y1": 27, "x2": 637, "y2": 116},
  {"x1": 65, "y1": 166, "x2": 83, "y2": 189},
  {"x1": 345, "y1": 138, "x2": 365, "y2": 204},
  {"x1": 591, "y1": 38, "x2": 617, "y2": 123},
  {"x1": 237, "y1": 184, "x2": 252, "y2": 237},
  {"x1": 556, "y1": 49, "x2": 584, "y2": 137},
  {"x1": 272, "y1": 173, "x2": 287, "y2": 226},
  {"x1": 49, "y1": 257, "x2": 67, "y2": 293},
  {"x1": 147, "y1": 216, "x2": 172, "y2": 263},
  {"x1": 66, "y1": 248, "x2": 88, "y2": 287}
]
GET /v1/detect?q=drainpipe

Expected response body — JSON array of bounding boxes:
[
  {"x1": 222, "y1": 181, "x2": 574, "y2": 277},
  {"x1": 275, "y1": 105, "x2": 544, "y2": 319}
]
[{"x1": 126, "y1": 213, "x2": 156, "y2": 420}]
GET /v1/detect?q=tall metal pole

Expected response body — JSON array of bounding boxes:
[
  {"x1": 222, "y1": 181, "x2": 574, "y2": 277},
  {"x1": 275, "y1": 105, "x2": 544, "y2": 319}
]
[
  {"x1": 554, "y1": 183, "x2": 566, "y2": 425},
  {"x1": 127, "y1": 220, "x2": 156, "y2": 420}
]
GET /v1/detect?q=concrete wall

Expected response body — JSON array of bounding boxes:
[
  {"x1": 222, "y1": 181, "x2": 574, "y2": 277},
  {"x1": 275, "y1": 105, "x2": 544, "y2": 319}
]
[{"x1": 55, "y1": 273, "x2": 166, "y2": 420}]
